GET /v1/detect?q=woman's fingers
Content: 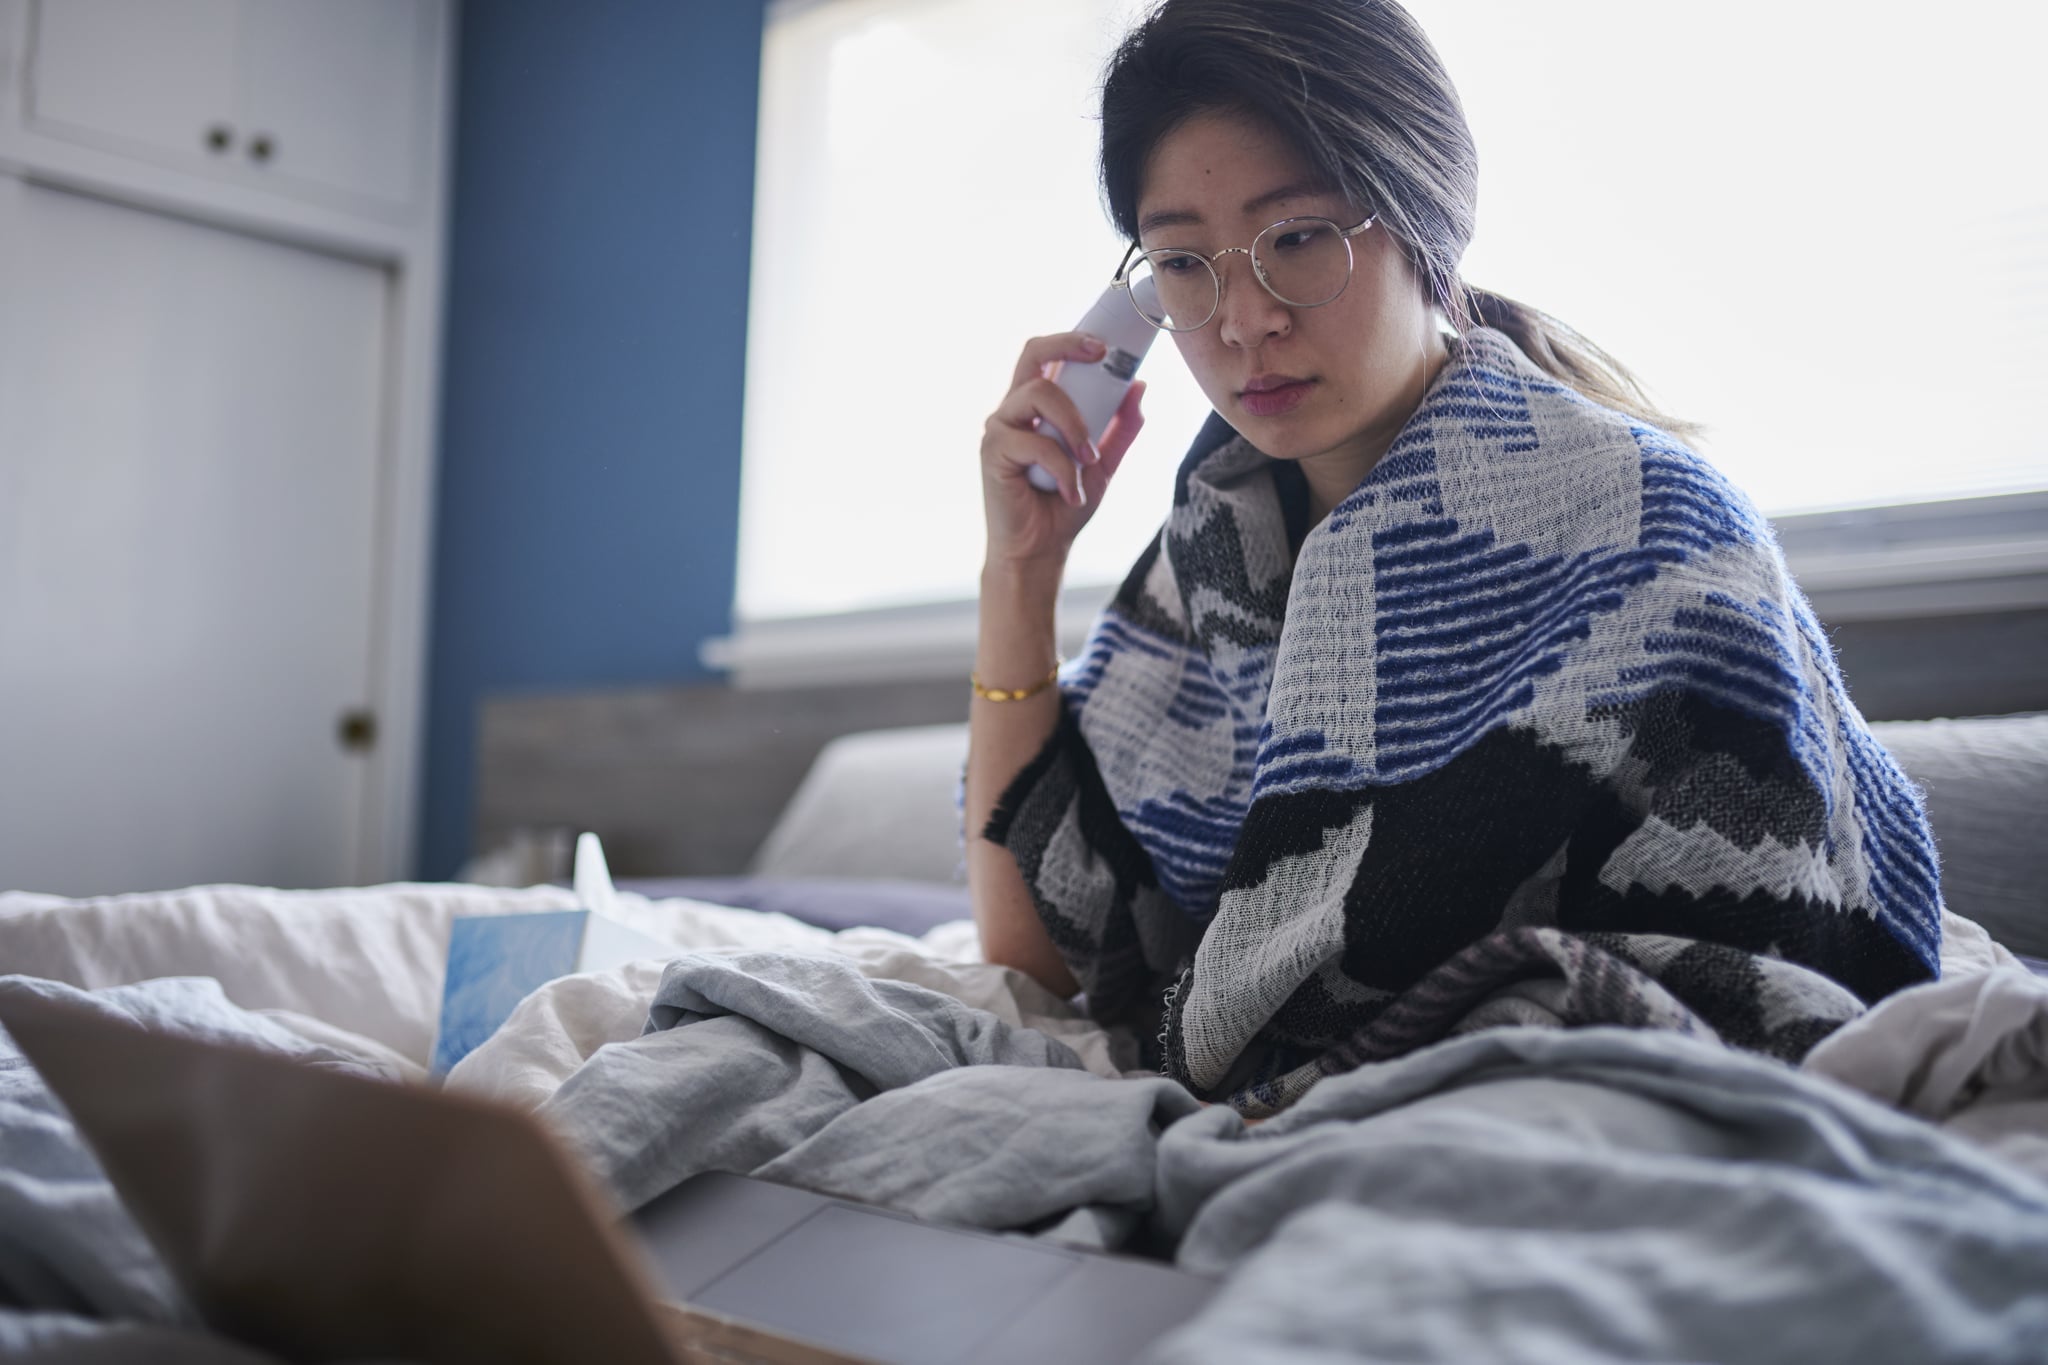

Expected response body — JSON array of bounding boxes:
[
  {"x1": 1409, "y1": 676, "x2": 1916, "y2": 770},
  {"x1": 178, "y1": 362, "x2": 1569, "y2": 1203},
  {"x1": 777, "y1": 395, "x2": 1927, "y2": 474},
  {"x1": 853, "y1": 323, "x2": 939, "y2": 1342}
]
[
  {"x1": 992, "y1": 374, "x2": 1099, "y2": 474},
  {"x1": 1010, "y1": 331, "x2": 1108, "y2": 391},
  {"x1": 985, "y1": 418, "x2": 1088, "y2": 507},
  {"x1": 981, "y1": 331, "x2": 1131, "y2": 530},
  {"x1": 1093, "y1": 380, "x2": 1147, "y2": 482}
]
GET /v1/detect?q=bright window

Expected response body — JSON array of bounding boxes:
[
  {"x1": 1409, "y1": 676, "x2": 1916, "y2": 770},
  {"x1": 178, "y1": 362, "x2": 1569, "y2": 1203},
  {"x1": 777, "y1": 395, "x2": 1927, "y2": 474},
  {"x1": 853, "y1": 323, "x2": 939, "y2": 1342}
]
[{"x1": 738, "y1": 0, "x2": 2048, "y2": 622}]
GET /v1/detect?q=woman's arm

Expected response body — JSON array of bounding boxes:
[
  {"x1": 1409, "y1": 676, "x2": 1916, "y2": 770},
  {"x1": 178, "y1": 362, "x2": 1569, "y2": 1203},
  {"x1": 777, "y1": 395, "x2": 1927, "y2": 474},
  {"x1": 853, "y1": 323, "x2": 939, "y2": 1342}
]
[
  {"x1": 965, "y1": 333, "x2": 1146, "y2": 998},
  {"x1": 964, "y1": 559, "x2": 1079, "y2": 997}
]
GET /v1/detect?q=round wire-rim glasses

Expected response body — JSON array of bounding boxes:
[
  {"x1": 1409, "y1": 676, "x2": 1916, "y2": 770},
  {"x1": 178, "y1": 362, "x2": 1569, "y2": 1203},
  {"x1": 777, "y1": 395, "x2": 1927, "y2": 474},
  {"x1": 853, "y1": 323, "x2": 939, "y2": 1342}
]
[{"x1": 1113, "y1": 213, "x2": 1379, "y2": 332}]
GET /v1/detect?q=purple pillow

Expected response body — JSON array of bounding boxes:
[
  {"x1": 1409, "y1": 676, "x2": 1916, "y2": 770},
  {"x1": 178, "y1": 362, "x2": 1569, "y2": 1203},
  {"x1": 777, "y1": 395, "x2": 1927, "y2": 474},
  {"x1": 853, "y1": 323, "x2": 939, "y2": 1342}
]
[{"x1": 615, "y1": 876, "x2": 970, "y2": 937}]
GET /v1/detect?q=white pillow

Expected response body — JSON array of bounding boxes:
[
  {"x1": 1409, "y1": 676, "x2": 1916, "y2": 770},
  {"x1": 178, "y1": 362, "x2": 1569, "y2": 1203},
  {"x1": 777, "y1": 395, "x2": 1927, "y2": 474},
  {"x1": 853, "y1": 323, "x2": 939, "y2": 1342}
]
[
  {"x1": 0, "y1": 882, "x2": 837, "y2": 1068},
  {"x1": 0, "y1": 882, "x2": 578, "y2": 1066}
]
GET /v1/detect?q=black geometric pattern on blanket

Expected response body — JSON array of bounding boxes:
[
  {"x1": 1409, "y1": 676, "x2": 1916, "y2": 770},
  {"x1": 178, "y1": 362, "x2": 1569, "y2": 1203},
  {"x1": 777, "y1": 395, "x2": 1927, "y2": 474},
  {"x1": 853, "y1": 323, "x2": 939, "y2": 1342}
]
[
  {"x1": 1309, "y1": 927, "x2": 1863, "y2": 1074},
  {"x1": 986, "y1": 328, "x2": 1943, "y2": 1114}
]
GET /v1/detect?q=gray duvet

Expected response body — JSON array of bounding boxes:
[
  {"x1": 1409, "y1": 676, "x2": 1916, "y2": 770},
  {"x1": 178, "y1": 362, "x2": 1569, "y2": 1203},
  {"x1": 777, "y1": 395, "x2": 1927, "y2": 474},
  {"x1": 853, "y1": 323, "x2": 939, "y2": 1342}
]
[
  {"x1": 549, "y1": 950, "x2": 2048, "y2": 1364},
  {"x1": 7, "y1": 957, "x2": 2048, "y2": 1363}
]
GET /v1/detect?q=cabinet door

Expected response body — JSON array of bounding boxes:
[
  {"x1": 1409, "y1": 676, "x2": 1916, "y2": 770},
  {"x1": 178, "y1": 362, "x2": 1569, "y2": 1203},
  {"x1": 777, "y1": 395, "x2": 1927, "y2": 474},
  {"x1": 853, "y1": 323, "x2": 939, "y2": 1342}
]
[
  {"x1": 234, "y1": 0, "x2": 430, "y2": 206},
  {"x1": 26, "y1": 0, "x2": 241, "y2": 165},
  {"x1": 0, "y1": 179, "x2": 386, "y2": 897},
  {"x1": 23, "y1": 0, "x2": 435, "y2": 212}
]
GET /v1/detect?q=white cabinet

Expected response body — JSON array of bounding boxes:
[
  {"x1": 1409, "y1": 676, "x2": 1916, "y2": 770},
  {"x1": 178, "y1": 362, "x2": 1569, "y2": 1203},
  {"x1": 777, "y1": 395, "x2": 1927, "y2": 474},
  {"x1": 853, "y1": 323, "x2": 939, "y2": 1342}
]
[
  {"x1": 231, "y1": 0, "x2": 428, "y2": 206},
  {"x1": 24, "y1": 0, "x2": 239, "y2": 163},
  {"x1": 25, "y1": 0, "x2": 432, "y2": 213},
  {"x1": 0, "y1": 0, "x2": 450, "y2": 894}
]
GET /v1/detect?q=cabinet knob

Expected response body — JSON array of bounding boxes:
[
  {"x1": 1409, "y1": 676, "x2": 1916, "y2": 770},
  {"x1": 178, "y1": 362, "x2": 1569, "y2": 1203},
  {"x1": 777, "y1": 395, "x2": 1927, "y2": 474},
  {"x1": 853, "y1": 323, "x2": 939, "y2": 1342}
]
[
  {"x1": 338, "y1": 708, "x2": 377, "y2": 753},
  {"x1": 249, "y1": 134, "x2": 275, "y2": 164},
  {"x1": 205, "y1": 124, "x2": 233, "y2": 153}
]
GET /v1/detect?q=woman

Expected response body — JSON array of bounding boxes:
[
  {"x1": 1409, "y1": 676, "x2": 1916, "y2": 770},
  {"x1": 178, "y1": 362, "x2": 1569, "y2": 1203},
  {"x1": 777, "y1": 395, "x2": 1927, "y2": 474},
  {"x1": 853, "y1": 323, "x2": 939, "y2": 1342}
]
[{"x1": 963, "y1": 0, "x2": 1940, "y2": 1114}]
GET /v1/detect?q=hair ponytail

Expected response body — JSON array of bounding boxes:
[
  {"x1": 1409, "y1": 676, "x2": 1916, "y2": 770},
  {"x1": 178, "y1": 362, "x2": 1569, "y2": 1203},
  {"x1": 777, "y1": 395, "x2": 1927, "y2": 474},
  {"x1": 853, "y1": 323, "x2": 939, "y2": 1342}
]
[
  {"x1": 1100, "y1": 0, "x2": 1699, "y2": 442},
  {"x1": 1456, "y1": 286, "x2": 1699, "y2": 438}
]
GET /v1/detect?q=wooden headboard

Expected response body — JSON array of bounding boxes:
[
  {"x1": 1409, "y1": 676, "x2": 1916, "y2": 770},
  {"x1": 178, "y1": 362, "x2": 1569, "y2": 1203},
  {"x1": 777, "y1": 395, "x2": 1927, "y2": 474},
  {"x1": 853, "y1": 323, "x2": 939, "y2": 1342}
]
[{"x1": 475, "y1": 677, "x2": 968, "y2": 877}]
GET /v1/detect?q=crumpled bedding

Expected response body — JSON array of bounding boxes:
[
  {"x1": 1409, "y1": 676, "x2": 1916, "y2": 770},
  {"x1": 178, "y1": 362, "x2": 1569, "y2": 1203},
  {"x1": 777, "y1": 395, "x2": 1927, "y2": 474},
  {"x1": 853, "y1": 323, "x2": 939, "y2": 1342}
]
[
  {"x1": 0, "y1": 881, "x2": 1001, "y2": 1074},
  {"x1": 449, "y1": 938, "x2": 1135, "y2": 1111},
  {"x1": 0, "y1": 884, "x2": 1012, "y2": 1363},
  {"x1": 5, "y1": 884, "x2": 2048, "y2": 1363},
  {"x1": 1143, "y1": 1028, "x2": 2048, "y2": 1364},
  {"x1": 1805, "y1": 965, "x2": 2048, "y2": 1181},
  {"x1": 527, "y1": 949, "x2": 2048, "y2": 1363}
]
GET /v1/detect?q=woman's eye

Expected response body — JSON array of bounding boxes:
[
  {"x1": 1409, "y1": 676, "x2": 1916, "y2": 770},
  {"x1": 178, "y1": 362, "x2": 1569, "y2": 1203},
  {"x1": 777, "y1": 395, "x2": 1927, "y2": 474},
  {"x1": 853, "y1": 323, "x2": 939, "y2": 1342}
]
[
  {"x1": 1156, "y1": 255, "x2": 1201, "y2": 275},
  {"x1": 1272, "y1": 230, "x2": 1316, "y2": 252}
]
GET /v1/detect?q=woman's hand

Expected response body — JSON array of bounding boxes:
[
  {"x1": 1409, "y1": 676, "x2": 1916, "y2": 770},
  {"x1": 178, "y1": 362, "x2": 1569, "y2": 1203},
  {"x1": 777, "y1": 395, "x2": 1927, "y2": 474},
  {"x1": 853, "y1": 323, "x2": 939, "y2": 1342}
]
[{"x1": 981, "y1": 332, "x2": 1146, "y2": 570}]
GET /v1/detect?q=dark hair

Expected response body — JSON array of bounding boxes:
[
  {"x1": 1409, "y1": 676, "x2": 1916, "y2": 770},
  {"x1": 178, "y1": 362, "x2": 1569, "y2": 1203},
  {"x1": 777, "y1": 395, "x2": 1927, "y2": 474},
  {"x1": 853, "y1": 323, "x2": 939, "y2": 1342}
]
[{"x1": 1098, "y1": 0, "x2": 1696, "y2": 437}]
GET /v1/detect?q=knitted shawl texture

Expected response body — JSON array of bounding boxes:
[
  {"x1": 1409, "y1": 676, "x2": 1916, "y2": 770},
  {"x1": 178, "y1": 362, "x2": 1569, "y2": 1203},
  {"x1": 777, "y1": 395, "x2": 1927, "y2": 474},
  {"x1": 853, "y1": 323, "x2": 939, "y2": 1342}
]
[{"x1": 987, "y1": 328, "x2": 1942, "y2": 1113}]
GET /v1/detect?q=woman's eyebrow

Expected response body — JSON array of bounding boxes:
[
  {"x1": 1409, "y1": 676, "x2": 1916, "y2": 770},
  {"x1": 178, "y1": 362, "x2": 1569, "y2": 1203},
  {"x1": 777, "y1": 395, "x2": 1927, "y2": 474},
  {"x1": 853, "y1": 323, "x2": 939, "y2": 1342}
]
[{"x1": 1137, "y1": 180, "x2": 1333, "y2": 236}]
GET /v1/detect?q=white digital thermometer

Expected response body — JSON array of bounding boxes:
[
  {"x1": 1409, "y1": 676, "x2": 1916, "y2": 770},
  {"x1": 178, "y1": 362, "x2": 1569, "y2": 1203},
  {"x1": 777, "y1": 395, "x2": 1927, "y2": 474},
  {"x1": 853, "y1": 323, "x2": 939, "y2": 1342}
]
[{"x1": 1028, "y1": 275, "x2": 1162, "y2": 493}]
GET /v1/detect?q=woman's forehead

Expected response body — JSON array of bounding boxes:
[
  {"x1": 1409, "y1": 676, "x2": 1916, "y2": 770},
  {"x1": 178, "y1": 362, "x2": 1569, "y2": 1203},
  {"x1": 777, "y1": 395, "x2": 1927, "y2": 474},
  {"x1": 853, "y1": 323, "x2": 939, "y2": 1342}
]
[{"x1": 1136, "y1": 112, "x2": 1336, "y2": 235}]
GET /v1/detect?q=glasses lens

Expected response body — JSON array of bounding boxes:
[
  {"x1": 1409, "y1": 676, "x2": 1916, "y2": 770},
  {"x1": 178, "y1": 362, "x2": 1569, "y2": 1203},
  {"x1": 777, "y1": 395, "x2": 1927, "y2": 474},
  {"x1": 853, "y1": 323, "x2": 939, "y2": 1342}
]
[
  {"x1": 1253, "y1": 218, "x2": 1351, "y2": 308},
  {"x1": 1128, "y1": 250, "x2": 1216, "y2": 331}
]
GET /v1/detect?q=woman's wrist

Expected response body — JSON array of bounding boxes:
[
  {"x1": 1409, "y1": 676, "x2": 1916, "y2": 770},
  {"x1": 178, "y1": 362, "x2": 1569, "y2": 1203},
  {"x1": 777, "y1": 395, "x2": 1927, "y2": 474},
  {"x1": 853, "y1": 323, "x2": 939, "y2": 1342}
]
[
  {"x1": 980, "y1": 552, "x2": 1066, "y2": 599},
  {"x1": 977, "y1": 557, "x2": 1064, "y2": 689}
]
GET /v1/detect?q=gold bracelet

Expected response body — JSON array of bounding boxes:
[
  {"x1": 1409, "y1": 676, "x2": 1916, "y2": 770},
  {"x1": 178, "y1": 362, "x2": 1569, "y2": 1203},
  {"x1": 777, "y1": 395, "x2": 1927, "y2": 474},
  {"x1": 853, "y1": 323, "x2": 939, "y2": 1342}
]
[{"x1": 970, "y1": 659, "x2": 1061, "y2": 702}]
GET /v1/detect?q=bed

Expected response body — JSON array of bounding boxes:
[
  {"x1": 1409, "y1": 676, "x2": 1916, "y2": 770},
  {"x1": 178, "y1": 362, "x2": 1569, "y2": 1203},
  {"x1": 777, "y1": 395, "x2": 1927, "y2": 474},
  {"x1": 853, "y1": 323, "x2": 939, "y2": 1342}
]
[{"x1": 4, "y1": 713, "x2": 2047, "y2": 1362}]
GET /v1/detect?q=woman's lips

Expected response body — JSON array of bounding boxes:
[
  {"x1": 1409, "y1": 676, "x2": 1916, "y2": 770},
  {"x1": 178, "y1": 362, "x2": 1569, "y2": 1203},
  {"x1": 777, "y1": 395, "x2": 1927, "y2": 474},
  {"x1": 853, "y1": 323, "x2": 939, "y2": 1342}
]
[{"x1": 1240, "y1": 378, "x2": 1314, "y2": 417}]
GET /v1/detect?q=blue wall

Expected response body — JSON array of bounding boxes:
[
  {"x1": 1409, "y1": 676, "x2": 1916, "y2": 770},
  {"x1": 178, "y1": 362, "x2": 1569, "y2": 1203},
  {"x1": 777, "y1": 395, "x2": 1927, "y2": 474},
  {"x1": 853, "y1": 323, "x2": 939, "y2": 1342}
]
[{"x1": 419, "y1": 1, "x2": 766, "y2": 878}]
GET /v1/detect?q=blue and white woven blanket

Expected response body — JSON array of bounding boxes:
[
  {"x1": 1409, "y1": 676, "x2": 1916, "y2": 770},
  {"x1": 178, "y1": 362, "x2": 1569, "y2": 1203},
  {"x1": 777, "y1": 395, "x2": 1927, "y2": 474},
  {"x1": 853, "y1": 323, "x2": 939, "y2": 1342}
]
[{"x1": 987, "y1": 328, "x2": 1943, "y2": 1113}]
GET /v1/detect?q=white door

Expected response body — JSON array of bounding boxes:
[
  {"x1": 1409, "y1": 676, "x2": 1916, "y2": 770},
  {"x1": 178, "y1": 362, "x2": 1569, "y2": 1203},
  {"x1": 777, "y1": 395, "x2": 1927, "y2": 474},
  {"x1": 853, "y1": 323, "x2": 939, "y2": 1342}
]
[{"x1": 0, "y1": 177, "x2": 387, "y2": 896}]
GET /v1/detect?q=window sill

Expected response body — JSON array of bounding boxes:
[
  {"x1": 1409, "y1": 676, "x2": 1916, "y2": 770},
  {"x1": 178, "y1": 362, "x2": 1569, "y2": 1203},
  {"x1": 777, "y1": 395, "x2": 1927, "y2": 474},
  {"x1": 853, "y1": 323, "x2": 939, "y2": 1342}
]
[{"x1": 704, "y1": 490, "x2": 2048, "y2": 689}]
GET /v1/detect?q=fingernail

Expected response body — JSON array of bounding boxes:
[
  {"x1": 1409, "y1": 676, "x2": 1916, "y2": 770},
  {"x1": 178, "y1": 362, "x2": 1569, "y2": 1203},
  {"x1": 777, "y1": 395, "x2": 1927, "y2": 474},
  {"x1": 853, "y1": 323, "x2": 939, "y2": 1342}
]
[
  {"x1": 1081, "y1": 335, "x2": 1106, "y2": 354},
  {"x1": 1084, "y1": 441, "x2": 1101, "y2": 464}
]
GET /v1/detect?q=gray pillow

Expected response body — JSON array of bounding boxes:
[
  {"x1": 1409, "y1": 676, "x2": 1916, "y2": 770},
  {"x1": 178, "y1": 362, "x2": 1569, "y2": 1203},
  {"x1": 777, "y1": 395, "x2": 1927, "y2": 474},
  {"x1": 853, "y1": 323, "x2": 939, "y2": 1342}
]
[
  {"x1": 1868, "y1": 714, "x2": 2048, "y2": 959},
  {"x1": 749, "y1": 724, "x2": 970, "y2": 884},
  {"x1": 742, "y1": 715, "x2": 2048, "y2": 960}
]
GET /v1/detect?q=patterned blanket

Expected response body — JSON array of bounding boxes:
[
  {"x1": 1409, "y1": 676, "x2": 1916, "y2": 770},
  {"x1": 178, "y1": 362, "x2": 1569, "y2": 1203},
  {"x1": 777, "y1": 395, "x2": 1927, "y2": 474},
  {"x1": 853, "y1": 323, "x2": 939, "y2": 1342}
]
[{"x1": 987, "y1": 327, "x2": 1942, "y2": 1113}]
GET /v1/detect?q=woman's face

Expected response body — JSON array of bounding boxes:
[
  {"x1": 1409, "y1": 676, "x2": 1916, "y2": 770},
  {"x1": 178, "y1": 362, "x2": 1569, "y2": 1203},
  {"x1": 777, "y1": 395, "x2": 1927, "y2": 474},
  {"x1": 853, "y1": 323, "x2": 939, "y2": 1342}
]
[{"x1": 1135, "y1": 111, "x2": 1445, "y2": 492}]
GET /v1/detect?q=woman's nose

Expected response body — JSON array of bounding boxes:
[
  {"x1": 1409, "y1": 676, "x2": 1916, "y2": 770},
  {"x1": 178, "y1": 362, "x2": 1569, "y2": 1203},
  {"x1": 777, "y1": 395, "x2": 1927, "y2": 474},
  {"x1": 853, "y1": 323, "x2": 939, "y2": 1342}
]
[{"x1": 1214, "y1": 251, "x2": 1291, "y2": 348}]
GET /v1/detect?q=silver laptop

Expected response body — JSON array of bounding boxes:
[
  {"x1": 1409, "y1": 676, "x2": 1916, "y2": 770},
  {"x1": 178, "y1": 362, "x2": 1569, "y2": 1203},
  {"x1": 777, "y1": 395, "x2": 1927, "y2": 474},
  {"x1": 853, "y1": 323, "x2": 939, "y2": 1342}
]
[
  {"x1": 636, "y1": 1171, "x2": 1212, "y2": 1365},
  {"x1": 0, "y1": 987, "x2": 1213, "y2": 1365}
]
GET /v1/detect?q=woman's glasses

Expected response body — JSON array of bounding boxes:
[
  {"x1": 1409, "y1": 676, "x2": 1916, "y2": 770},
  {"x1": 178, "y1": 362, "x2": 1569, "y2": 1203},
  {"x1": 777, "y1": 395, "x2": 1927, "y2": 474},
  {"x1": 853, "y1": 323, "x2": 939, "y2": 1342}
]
[{"x1": 1116, "y1": 214, "x2": 1378, "y2": 332}]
